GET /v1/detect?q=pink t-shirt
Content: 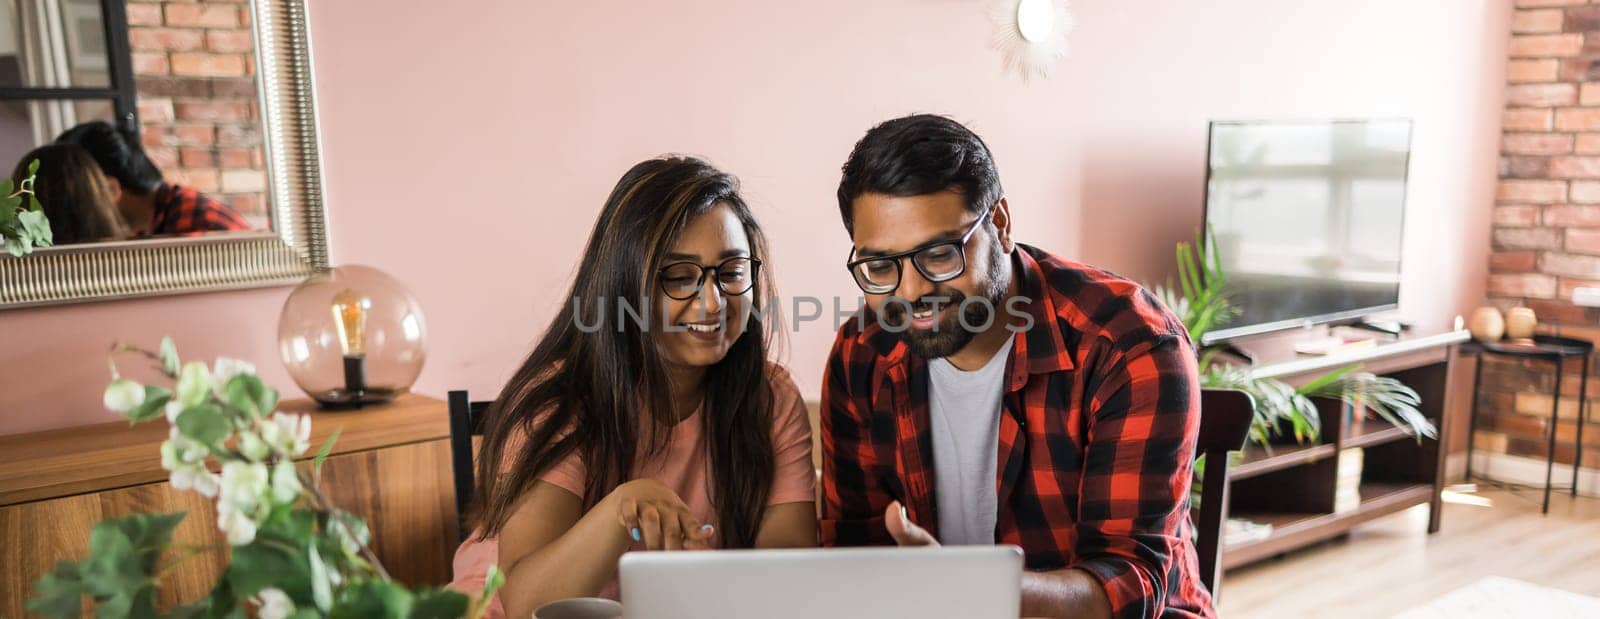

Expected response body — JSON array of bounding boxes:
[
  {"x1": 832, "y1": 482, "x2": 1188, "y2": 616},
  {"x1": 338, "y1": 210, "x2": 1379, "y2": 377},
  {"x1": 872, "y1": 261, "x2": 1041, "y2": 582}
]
[{"x1": 448, "y1": 364, "x2": 815, "y2": 615}]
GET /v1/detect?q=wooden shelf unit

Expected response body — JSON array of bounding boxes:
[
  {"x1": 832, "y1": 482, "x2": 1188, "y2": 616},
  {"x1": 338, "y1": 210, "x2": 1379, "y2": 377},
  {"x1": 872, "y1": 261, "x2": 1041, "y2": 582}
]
[{"x1": 1209, "y1": 328, "x2": 1468, "y2": 579}]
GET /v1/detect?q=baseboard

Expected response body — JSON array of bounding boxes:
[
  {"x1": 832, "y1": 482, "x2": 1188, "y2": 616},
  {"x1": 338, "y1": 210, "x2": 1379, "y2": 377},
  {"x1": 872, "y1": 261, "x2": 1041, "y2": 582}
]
[{"x1": 1444, "y1": 452, "x2": 1600, "y2": 498}]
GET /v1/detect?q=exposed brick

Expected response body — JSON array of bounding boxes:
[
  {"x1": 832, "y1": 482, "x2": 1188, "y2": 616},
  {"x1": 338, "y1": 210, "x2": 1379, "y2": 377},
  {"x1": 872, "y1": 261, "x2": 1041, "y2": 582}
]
[
  {"x1": 1567, "y1": 228, "x2": 1600, "y2": 255},
  {"x1": 1541, "y1": 252, "x2": 1600, "y2": 279},
  {"x1": 165, "y1": 4, "x2": 239, "y2": 28},
  {"x1": 171, "y1": 53, "x2": 246, "y2": 78},
  {"x1": 225, "y1": 194, "x2": 261, "y2": 216},
  {"x1": 1582, "y1": 83, "x2": 1600, "y2": 107},
  {"x1": 1506, "y1": 108, "x2": 1555, "y2": 131},
  {"x1": 1483, "y1": 411, "x2": 1548, "y2": 441},
  {"x1": 1510, "y1": 34, "x2": 1584, "y2": 58},
  {"x1": 1509, "y1": 59, "x2": 1560, "y2": 83},
  {"x1": 1491, "y1": 250, "x2": 1539, "y2": 272},
  {"x1": 1552, "y1": 156, "x2": 1600, "y2": 179},
  {"x1": 126, "y1": 3, "x2": 162, "y2": 26},
  {"x1": 174, "y1": 125, "x2": 215, "y2": 146},
  {"x1": 1527, "y1": 298, "x2": 1600, "y2": 324},
  {"x1": 1573, "y1": 181, "x2": 1600, "y2": 203},
  {"x1": 1503, "y1": 155, "x2": 1551, "y2": 178},
  {"x1": 171, "y1": 169, "x2": 220, "y2": 193},
  {"x1": 129, "y1": 28, "x2": 205, "y2": 52},
  {"x1": 1496, "y1": 227, "x2": 1563, "y2": 249},
  {"x1": 206, "y1": 30, "x2": 255, "y2": 53},
  {"x1": 136, "y1": 77, "x2": 210, "y2": 98},
  {"x1": 1496, "y1": 205, "x2": 1544, "y2": 226},
  {"x1": 1558, "y1": 278, "x2": 1600, "y2": 301},
  {"x1": 1546, "y1": 205, "x2": 1600, "y2": 225},
  {"x1": 131, "y1": 52, "x2": 169, "y2": 76},
  {"x1": 140, "y1": 124, "x2": 173, "y2": 148},
  {"x1": 174, "y1": 101, "x2": 251, "y2": 122},
  {"x1": 1514, "y1": 392, "x2": 1586, "y2": 419},
  {"x1": 1517, "y1": 0, "x2": 1586, "y2": 7},
  {"x1": 211, "y1": 79, "x2": 257, "y2": 98},
  {"x1": 221, "y1": 170, "x2": 267, "y2": 193},
  {"x1": 216, "y1": 124, "x2": 260, "y2": 147},
  {"x1": 145, "y1": 146, "x2": 178, "y2": 171},
  {"x1": 1566, "y1": 5, "x2": 1600, "y2": 31},
  {"x1": 1498, "y1": 179, "x2": 1567, "y2": 203},
  {"x1": 136, "y1": 99, "x2": 173, "y2": 124},
  {"x1": 1514, "y1": 9, "x2": 1565, "y2": 33},
  {"x1": 180, "y1": 148, "x2": 214, "y2": 168},
  {"x1": 218, "y1": 148, "x2": 254, "y2": 169},
  {"x1": 1578, "y1": 134, "x2": 1600, "y2": 154},
  {"x1": 1557, "y1": 107, "x2": 1600, "y2": 131},
  {"x1": 1504, "y1": 133, "x2": 1573, "y2": 155},
  {"x1": 1560, "y1": 58, "x2": 1600, "y2": 82},
  {"x1": 1508, "y1": 83, "x2": 1576, "y2": 107},
  {"x1": 1489, "y1": 273, "x2": 1559, "y2": 297}
]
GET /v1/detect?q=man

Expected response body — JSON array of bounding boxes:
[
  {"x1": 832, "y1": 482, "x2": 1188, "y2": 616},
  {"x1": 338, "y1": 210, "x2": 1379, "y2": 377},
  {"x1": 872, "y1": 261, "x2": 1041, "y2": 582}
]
[
  {"x1": 56, "y1": 121, "x2": 250, "y2": 236},
  {"x1": 821, "y1": 114, "x2": 1215, "y2": 618}
]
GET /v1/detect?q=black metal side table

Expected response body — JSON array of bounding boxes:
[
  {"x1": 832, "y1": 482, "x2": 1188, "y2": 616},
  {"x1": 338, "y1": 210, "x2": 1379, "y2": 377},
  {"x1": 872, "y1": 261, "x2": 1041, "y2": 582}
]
[{"x1": 1463, "y1": 334, "x2": 1591, "y2": 514}]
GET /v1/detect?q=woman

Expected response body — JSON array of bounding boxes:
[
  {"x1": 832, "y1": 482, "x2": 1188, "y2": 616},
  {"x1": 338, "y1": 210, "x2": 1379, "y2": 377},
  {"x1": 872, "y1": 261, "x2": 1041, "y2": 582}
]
[
  {"x1": 449, "y1": 156, "x2": 816, "y2": 617},
  {"x1": 11, "y1": 143, "x2": 131, "y2": 244}
]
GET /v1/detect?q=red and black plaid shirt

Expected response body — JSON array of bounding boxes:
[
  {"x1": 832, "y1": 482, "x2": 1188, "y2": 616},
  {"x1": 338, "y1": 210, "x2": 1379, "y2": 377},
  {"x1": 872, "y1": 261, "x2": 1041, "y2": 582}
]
[
  {"x1": 146, "y1": 183, "x2": 250, "y2": 236},
  {"x1": 820, "y1": 244, "x2": 1215, "y2": 619}
]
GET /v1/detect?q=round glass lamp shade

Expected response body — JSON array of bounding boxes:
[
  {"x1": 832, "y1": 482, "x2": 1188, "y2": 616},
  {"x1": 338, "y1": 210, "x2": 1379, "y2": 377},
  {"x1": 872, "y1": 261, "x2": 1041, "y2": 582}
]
[{"x1": 277, "y1": 265, "x2": 426, "y2": 408}]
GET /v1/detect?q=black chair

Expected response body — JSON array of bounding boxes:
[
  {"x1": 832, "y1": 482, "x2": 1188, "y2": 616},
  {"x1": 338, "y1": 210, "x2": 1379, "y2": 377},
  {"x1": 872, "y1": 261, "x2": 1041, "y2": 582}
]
[
  {"x1": 1193, "y1": 388, "x2": 1256, "y2": 602},
  {"x1": 1463, "y1": 333, "x2": 1591, "y2": 514},
  {"x1": 448, "y1": 390, "x2": 493, "y2": 543}
]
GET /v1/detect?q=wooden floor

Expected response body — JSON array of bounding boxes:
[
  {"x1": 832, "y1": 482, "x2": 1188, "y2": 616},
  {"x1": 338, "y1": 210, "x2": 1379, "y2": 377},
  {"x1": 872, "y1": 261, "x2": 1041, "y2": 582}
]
[{"x1": 1219, "y1": 487, "x2": 1600, "y2": 618}]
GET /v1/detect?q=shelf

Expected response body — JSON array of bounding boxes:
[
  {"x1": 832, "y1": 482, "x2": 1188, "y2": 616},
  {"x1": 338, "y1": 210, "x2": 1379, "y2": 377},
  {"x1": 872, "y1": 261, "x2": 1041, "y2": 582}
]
[
  {"x1": 1230, "y1": 442, "x2": 1339, "y2": 480},
  {"x1": 1222, "y1": 482, "x2": 1433, "y2": 569},
  {"x1": 1341, "y1": 422, "x2": 1418, "y2": 450}
]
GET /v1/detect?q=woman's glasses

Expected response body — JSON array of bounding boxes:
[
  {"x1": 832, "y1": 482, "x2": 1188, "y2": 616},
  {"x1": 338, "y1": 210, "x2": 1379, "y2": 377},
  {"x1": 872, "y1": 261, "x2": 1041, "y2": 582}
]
[
  {"x1": 845, "y1": 208, "x2": 990, "y2": 295},
  {"x1": 658, "y1": 256, "x2": 761, "y2": 300}
]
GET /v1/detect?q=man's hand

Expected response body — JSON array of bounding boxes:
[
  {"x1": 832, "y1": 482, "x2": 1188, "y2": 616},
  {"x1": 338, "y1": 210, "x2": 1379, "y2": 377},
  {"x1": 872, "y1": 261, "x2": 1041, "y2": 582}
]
[{"x1": 884, "y1": 500, "x2": 939, "y2": 546}]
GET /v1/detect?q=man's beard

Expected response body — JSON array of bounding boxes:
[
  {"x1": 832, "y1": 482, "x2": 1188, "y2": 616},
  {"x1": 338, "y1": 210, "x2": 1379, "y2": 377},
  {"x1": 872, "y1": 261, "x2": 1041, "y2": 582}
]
[{"x1": 880, "y1": 243, "x2": 1009, "y2": 360}]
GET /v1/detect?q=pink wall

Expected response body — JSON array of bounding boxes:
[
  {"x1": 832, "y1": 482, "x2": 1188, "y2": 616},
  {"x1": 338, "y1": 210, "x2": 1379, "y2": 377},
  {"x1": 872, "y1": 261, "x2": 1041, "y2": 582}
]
[{"x1": 0, "y1": 1, "x2": 1509, "y2": 435}]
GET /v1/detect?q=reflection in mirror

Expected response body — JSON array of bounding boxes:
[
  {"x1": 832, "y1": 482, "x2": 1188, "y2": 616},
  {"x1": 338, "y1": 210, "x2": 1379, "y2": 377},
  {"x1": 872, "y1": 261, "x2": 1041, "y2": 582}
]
[{"x1": 1, "y1": 0, "x2": 270, "y2": 246}]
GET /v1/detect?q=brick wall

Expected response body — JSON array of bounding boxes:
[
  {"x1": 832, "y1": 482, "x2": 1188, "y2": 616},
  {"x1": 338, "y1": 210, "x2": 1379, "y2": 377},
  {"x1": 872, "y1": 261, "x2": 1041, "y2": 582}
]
[
  {"x1": 127, "y1": 0, "x2": 268, "y2": 228},
  {"x1": 1485, "y1": 0, "x2": 1600, "y2": 470}
]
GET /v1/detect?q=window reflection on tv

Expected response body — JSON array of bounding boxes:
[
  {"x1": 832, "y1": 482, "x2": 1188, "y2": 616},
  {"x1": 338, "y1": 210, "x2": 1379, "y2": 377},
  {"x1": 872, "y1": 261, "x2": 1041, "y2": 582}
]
[{"x1": 1201, "y1": 119, "x2": 1411, "y2": 344}]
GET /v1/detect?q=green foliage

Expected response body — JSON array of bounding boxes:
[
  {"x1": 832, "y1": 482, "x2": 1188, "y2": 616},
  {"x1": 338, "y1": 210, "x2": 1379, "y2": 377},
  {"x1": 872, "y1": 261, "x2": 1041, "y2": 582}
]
[
  {"x1": 34, "y1": 339, "x2": 504, "y2": 618},
  {"x1": 3, "y1": 159, "x2": 52, "y2": 257},
  {"x1": 1153, "y1": 227, "x2": 1239, "y2": 346}
]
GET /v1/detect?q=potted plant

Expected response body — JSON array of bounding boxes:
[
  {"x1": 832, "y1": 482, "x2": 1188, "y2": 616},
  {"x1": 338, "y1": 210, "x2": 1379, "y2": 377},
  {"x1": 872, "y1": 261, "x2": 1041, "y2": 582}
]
[{"x1": 29, "y1": 338, "x2": 501, "y2": 618}]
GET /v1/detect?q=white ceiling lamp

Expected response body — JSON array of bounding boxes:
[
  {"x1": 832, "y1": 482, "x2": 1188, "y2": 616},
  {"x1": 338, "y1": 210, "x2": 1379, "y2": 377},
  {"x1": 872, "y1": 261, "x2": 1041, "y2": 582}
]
[{"x1": 990, "y1": 0, "x2": 1073, "y2": 82}]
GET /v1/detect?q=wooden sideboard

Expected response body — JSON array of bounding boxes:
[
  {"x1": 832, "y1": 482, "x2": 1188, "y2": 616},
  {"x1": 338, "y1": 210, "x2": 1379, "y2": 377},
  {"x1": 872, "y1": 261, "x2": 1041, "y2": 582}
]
[{"x1": 0, "y1": 394, "x2": 458, "y2": 616}]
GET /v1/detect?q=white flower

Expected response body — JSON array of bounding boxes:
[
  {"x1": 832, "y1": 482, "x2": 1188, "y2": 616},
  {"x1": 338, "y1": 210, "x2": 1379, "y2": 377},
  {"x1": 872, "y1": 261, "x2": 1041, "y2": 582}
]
[
  {"x1": 170, "y1": 467, "x2": 220, "y2": 498},
  {"x1": 164, "y1": 400, "x2": 183, "y2": 423},
  {"x1": 210, "y1": 357, "x2": 257, "y2": 399},
  {"x1": 166, "y1": 427, "x2": 208, "y2": 464},
  {"x1": 254, "y1": 588, "x2": 293, "y2": 619},
  {"x1": 238, "y1": 430, "x2": 270, "y2": 462},
  {"x1": 220, "y1": 460, "x2": 271, "y2": 519},
  {"x1": 260, "y1": 412, "x2": 312, "y2": 456},
  {"x1": 271, "y1": 459, "x2": 302, "y2": 504},
  {"x1": 218, "y1": 502, "x2": 259, "y2": 546},
  {"x1": 176, "y1": 361, "x2": 212, "y2": 407},
  {"x1": 103, "y1": 379, "x2": 144, "y2": 414}
]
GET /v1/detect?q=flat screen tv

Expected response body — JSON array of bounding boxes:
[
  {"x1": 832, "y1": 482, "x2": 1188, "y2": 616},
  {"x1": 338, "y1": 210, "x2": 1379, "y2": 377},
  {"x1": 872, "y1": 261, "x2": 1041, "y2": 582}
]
[{"x1": 1200, "y1": 118, "x2": 1411, "y2": 344}]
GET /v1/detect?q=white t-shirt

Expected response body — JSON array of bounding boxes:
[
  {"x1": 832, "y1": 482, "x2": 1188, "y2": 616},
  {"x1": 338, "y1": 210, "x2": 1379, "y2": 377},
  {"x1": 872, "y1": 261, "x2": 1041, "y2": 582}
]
[{"x1": 927, "y1": 337, "x2": 1012, "y2": 545}]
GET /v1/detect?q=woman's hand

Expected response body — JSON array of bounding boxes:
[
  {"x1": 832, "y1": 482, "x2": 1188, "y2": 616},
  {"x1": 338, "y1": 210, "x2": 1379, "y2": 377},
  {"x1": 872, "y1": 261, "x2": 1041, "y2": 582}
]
[{"x1": 609, "y1": 479, "x2": 715, "y2": 551}]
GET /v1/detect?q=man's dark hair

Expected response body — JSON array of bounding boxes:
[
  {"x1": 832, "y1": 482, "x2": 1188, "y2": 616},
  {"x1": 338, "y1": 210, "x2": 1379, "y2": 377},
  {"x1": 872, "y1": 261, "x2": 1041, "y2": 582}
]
[
  {"x1": 55, "y1": 121, "x2": 165, "y2": 195},
  {"x1": 836, "y1": 114, "x2": 1003, "y2": 235}
]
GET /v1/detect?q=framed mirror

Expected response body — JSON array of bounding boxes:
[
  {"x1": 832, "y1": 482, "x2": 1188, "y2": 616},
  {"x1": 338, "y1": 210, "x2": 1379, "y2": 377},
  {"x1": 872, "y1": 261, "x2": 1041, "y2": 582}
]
[{"x1": 0, "y1": 0, "x2": 328, "y2": 309}]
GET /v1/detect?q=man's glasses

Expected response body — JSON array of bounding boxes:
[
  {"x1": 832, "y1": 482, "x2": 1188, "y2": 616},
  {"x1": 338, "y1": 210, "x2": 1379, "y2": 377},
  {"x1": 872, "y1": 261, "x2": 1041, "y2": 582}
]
[
  {"x1": 658, "y1": 256, "x2": 761, "y2": 300},
  {"x1": 845, "y1": 208, "x2": 991, "y2": 295}
]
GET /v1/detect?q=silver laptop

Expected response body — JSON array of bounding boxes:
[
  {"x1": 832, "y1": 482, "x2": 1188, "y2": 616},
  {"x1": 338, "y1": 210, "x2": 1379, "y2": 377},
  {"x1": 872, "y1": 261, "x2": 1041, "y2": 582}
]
[{"x1": 618, "y1": 546, "x2": 1023, "y2": 619}]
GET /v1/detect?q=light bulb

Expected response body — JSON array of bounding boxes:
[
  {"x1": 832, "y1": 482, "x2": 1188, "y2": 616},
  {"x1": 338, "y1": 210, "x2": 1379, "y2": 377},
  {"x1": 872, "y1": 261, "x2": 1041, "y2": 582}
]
[{"x1": 330, "y1": 288, "x2": 371, "y2": 357}]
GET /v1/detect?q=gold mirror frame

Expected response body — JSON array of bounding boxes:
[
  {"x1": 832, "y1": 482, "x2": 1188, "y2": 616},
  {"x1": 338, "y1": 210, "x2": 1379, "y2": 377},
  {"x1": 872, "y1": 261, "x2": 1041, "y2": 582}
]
[{"x1": 0, "y1": 0, "x2": 329, "y2": 310}]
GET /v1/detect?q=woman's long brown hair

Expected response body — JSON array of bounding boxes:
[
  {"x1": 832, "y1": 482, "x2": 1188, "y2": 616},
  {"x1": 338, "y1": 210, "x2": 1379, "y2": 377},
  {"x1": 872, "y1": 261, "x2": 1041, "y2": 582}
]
[
  {"x1": 472, "y1": 156, "x2": 779, "y2": 548},
  {"x1": 12, "y1": 143, "x2": 130, "y2": 244}
]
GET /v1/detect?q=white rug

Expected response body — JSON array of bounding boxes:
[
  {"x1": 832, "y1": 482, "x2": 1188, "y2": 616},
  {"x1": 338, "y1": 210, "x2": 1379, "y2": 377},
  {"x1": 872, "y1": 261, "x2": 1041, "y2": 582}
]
[{"x1": 1393, "y1": 576, "x2": 1600, "y2": 618}]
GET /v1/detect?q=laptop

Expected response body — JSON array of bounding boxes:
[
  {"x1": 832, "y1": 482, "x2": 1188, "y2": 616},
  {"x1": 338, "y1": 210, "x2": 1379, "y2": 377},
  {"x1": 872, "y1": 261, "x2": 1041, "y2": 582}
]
[{"x1": 618, "y1": 545, "x2": 1023, "y2": 619}]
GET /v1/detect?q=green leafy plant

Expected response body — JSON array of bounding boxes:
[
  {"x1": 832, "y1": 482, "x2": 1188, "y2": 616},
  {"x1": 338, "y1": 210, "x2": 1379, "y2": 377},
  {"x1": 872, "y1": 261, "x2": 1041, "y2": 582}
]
[
  {"x1": 30, "y1": 338, "x2": 504, "y2": 618},
  {"x1": 2, "y1": 158, "x2": 53, "y2": 257},
  {"x1": 1153, "y1": 229, "x2": 1434, "y2": 446}
]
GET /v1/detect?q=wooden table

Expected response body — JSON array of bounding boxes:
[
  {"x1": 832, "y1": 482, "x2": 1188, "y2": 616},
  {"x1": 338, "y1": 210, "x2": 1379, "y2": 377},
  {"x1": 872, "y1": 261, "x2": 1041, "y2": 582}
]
[{"x1": 0, "y1": 393, "x2": 458, "y2": 615}]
